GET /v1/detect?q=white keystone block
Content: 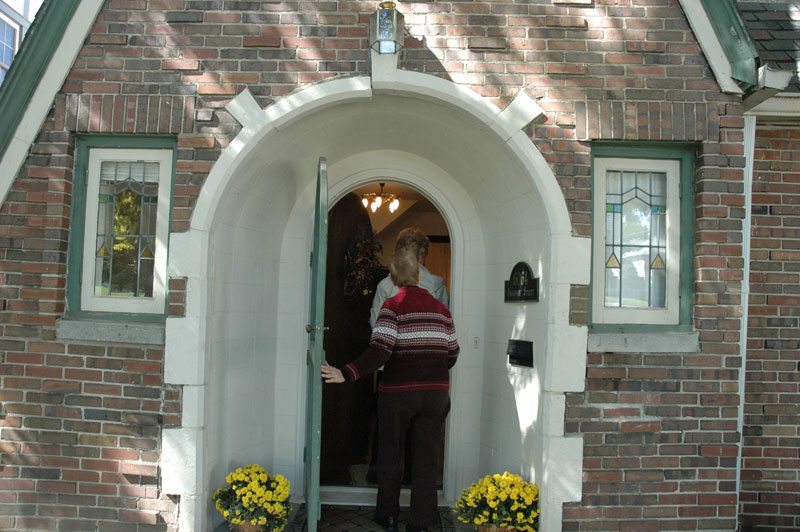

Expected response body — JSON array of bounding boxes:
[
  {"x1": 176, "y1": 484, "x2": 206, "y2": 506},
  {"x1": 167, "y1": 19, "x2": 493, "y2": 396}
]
[
  {"x1": 179, "y1": 495, "x2": 201, "y2": 532},
  {"x1": 540, "y1": 435, "x2": 583, "y2": 532},
  {"x1": 495, "y1": 90, "x2": 546, "y2": 139},
  {"x1": 162, "y1": 427, "x2": 202, "y2": 495},
  {"x1": 370, "y1": 49, "x2": 400, "y2": 83},
  {"x1": 165, "y1": 317, "x2": 206, "y2": 385},
  {"x1": 181, "y1": 385, "x2": 206, "y2": 429},
  {"x1": 168, "y1": 230, "x2": 209, "y2": 279},
  {"x1": 370, "y1": 50, "x2": 500, "y2": 129},
  {"x1": 544, "y1": 324, "x2": 587, "y2": 393},
  {"x1": 547, "y1": 282, "x2": 572, "y2": 326},
  {"x1": 226, "y1": 88, "x2": 269, "y2": 131},
  {"x1": 551, "y1": 235, "x2": 591, "y2": 285},
  {"x1": 543, "y1": 436, "x2": 583, "y2": 504},
  {"x1": 541, "y1": 392, "x2": 566, "y2": 437}
]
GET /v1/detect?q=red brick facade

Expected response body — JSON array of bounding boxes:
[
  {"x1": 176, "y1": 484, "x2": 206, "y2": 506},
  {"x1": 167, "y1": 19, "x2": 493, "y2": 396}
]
[
  {"x1": 740, "y1": 126, "x2": 800, "y2": 532},
  {"x1": 0, "y1": 1, "x2": 796, "y2": 531}
]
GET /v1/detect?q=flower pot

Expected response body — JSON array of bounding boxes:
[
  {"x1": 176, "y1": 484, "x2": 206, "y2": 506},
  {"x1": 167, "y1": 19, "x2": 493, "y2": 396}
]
[
  {"x1": 477, "y1": 526, "x2": 515, "y2": 532},
  {"x1": 231, "y1": 522, "x2": 262, "y2": 532}
]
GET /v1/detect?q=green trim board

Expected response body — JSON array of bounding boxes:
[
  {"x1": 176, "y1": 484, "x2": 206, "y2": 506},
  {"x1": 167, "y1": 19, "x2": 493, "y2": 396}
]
[
  {"x1": 67, "y1": 135, "x2": 177, "y2": 323},
  {"x1": 589, "y1": 142, "x2": 696, "y2": 333},
  {"x1": 0, "y1": 0, "x2": 81, "y2": 165},
  {"x1": 699, "y1": 0, "x2": 759, "y2": 92}
]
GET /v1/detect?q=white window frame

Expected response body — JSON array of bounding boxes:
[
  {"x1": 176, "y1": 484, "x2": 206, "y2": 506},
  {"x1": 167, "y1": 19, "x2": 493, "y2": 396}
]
[
  {"x1": 0, "y1": 11, "x2": 20, "y2": 74},
  {"x1": 81, "y1": 148, "x2": 172, "y2": 314},
  {"x1": 592, "y1": 157, "x2": 681, "y2": 325}
]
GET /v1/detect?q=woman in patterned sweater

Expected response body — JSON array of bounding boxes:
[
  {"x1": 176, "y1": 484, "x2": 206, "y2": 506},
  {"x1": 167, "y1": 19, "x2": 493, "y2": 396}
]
[{"x1": 322, "y1": 249, "x2": 459, "y2": 532}]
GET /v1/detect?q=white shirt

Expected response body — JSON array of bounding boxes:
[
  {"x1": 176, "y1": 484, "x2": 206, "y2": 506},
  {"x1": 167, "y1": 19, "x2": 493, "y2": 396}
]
[{"x1": 369, "y1": 264, "x2": 449, "y2": 328}]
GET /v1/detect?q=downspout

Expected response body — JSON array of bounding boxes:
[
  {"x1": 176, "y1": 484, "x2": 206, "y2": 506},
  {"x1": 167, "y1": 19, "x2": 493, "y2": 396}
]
[{"x1": 735, "y1": 114, "x2": 756, "y2": 518}]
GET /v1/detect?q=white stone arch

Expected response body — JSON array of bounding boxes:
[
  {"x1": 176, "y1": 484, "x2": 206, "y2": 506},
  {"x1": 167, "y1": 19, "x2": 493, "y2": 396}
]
[{"x1": 162, "y1": 53, "x2": 589, "y2": 532}]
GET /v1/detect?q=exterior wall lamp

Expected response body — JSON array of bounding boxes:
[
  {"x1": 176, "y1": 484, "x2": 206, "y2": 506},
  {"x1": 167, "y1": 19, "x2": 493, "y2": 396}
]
[{"x1": 369, "y1": 1, "x2": 404, "y2": 54}]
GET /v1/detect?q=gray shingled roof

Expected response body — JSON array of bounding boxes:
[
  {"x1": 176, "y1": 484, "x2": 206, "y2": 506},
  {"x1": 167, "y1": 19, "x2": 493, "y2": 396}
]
[{"x1": 737, "y1": 1, "x2": 800, "y2": 93}]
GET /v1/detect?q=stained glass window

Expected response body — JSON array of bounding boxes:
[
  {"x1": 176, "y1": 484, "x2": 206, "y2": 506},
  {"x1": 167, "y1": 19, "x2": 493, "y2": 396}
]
[
  {"x1": 94, "y1": 161, "x2": 160, "y2": 298},
  {"x1": 604, "y1": 169, "x2": 667, "y2": 308},
  {"x1": 79, "y1": 146, "x2": 172, "y2": 315},
  {"x1": 592, "y1": 153, "x2": 683, "y2": 326}
]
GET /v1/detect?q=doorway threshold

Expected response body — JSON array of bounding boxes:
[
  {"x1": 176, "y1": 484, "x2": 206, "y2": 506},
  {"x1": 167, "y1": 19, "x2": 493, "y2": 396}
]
[{"x1": 319, "y1": 486, "x2": 450, "y2": 507}]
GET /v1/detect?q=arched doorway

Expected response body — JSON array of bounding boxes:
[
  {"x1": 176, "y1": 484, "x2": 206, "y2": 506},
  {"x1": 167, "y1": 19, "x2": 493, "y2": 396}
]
[
  {"x1": 320, "y1": 184, "x2": 452, "y2": 493},
  {"x1": 163, "y1": 66, "x2": 589, "y2": 532}
]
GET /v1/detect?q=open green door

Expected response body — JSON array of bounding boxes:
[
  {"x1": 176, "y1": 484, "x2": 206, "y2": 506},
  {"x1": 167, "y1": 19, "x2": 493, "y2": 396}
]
[{"x1": 304, "y1": 157, "x2": 328, "y2": 532}]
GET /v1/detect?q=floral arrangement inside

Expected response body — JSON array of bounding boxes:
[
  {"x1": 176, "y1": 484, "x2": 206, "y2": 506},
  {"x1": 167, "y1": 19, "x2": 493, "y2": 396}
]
[
  {"x1": 455, "y1": 472, "x2": 540, "y2": 531},
  {"x1": 212, "y1": 464, "x2": 292, "y2": 531},
  {"x1": 342, "y1": 225, "x2": 383, "y2": 300}
]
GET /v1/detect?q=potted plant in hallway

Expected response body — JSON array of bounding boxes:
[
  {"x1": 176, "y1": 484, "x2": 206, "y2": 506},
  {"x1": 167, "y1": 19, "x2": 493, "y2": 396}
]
[
  {"x1": 455, "y1": 472, "x2": 540, "y2": 532},
  {"x1": 212, "y1": 464, "x2": 292, "y2": 532}
]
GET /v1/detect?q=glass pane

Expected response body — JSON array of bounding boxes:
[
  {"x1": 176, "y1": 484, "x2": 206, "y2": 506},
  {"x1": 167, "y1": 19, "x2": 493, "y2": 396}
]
[
  {"x1": 113, "y1": 188, "x2": 142, "y2": 236},
  {"x1": 638, "y1": 172, "x2": 650, "y2": 195},
  {"x1": 651, "y1": 172, "x2": 666, "y2": 203},
  {"x1": 100, "y1": 161, "x2": 117, "y2": 180},
  {"x1": 92, "y1": 159, "x2": 159, "y2": 299},
  {"x1": 621, "y1": 171, "x2": 636, "y2": 203},
  {"x1": 0, "y1": 20, "x2": 13, "y2": 67},
  {"x1": 622, "y1": 197, "x2": 650, "y2": 246},
  {"x1": 650, "y1": 268, "x2": 666, "y2": 308},
  {"x1": 110, "y1": 237, "x2": 138, "y2": 296},
  {"x1": 145, "y1": 162, "x2": 159, "y2": 180},
  {"x1": 94, "y1": 256, "x2": 109, "y2": 296},
  {"x1": 605, "y1": 167, "x2": 669, "y2": 309},
  {"x1": 604, "y1": 267, "x2": 620, "y2": 307},
  {"x1": 607, "y1": 170, "x2": 621, "y2": 197},
  {"x1": 620, "y1": 246, "x2": 649, "y2": 307},
  {"x1": 378, "y1": 9, "x2": 394, "y2": 39},
  {"x1": 139, "y1": 257, "x2": 155, "y2": 298},
  {"x1": 97, "y1": 192, "x2": 113, "y2": 236}
]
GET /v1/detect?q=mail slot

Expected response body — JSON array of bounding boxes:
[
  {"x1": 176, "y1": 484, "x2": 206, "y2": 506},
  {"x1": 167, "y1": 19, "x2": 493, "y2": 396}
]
[{"x1": 507, "y1": 339, "x2": 533, "y2": 368}]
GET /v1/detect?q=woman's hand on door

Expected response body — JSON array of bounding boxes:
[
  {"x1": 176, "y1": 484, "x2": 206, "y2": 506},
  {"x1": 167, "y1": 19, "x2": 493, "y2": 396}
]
[{"x1": 321, "y1": 361, "x2": 344, "y2": 384}]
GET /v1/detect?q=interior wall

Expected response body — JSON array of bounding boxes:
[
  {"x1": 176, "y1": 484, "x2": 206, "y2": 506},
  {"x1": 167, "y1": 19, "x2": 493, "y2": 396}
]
[
  {"x1": 472, "y1": 160, "x2": 552, "y2": 483},
  {"x1": 374, "y1": 206, "x2": 451, "y2": 266},
  {"x1": 204, "y1": 172, "x2": 296, "y2": 529}
]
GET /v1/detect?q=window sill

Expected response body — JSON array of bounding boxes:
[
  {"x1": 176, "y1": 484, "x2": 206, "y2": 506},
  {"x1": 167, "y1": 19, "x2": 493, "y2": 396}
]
[
  {"x1": 56, "y1": 318, "x2": 165, "y2": 345},
  {"x1": 587, "y1": 331, "x2": 699, "y2": 353}
]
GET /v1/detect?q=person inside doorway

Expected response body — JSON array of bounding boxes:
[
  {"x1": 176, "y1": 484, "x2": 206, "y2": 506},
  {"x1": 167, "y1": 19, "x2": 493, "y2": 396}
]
[
  {"x1": 370, "y1": 227, "x2": 449, "y2": 327},
  {"x1": 321, "y1": 249, "x2": 460, "y2": 532}
]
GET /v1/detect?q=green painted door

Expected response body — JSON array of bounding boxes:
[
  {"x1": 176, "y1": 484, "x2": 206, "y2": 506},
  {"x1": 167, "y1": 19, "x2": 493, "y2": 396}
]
[{"x1": 304, "y1": 157, "x2": 328, "y2": 532}]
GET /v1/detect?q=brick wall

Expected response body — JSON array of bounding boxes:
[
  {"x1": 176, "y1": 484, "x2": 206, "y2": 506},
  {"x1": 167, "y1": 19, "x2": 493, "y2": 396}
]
[
  {"x1": 0, "y1": 0, "x2": 759, "y2": 531},
  {"x1": 740, "y1": 126, "x2": 800, "y2": 532},
  {"x1": 563, "y1": 104, "x2": 747, "y2": 530},
  {"x1": 0, "y1": 341, "x2": 181, "y2": 531}
]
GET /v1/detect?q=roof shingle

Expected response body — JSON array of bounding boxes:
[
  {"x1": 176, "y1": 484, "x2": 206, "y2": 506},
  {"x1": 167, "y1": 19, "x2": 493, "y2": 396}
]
[{"x1": 737, "y1": 1, "x2": 800, "y2": 92}]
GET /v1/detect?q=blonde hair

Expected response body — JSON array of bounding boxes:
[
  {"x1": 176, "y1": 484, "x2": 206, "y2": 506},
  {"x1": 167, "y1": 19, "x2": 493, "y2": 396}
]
[
  {"x1": 395, "y1": 227, "x2": 429, "y2": 262},
  {"x1": 389, "y1": 249, "x2": 419, "y2": 287}
]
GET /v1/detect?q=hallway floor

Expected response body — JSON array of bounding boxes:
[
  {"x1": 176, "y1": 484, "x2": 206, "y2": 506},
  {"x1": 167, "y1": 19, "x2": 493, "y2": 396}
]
[{"x1": 285, "y1": 505, "x2": 470, "y2": 532}]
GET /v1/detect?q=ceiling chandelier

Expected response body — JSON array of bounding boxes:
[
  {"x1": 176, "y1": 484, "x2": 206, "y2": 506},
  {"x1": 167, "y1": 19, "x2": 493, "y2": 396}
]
[{"x1": 361, "y1": 183, "x2": 400, "y2": 213}]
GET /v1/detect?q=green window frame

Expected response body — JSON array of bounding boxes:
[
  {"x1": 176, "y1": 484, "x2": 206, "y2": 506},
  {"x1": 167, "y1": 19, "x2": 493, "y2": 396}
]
[
  {"x1": 67, "y1": 135, "x2": 176, "y2": 322},
  {"x1": 590, "y1": 143, "x2": 695, "y2": 332}
]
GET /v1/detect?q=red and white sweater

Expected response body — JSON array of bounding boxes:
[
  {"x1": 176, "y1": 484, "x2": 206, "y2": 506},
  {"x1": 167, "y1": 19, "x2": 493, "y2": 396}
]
[{"x1": 342, "y1": 286, "x2": 459, "y2": 392}]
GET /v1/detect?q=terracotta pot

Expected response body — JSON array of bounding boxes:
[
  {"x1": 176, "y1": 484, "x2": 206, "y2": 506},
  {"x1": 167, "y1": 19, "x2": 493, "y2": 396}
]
[
  {"x1": 476, "y1": 526, "x2": 515, "y2": 532},
  {"x1": 231, "y1": 522, "x2": 262, "y2": 532}
]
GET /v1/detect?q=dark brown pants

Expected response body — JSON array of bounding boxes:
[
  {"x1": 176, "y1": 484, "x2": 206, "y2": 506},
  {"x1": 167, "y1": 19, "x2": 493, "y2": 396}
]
[{"x1": 375, "y1": 389, "x2": 450, "y2": 528}]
